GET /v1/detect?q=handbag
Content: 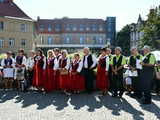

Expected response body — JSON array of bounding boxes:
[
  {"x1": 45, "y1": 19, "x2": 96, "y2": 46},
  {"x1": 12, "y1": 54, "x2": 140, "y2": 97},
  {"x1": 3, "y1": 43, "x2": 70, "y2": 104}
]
[
  {"x1": 60, "y1": 69, "x2": 68, "y2": 75},
  {"x1": 156, "y1": 68, "x2": 160, "y2": 80}
]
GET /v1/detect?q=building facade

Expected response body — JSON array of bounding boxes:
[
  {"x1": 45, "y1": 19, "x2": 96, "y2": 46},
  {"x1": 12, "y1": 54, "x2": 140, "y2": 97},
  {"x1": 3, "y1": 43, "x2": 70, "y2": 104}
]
[
  {"x1": 35, "y1": 17, "x2": 116, "y2": 53},
  {"x1": 0, "y1": 0, "x2": 116, "y2": 54},
  {"x1": 105, "y1": 17, "x2": 116, "y2": 46},
  {"x1": 0, "y1": 0, "x2": 35, "y2": 54},
  {"x1": 130, "y1": 15, "x2": 145, "y2": 48}
]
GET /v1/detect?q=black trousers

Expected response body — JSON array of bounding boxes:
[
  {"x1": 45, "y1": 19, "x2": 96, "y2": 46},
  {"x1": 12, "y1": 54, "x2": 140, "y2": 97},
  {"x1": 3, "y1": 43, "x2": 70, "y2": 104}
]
[
  {"x1": 108, "y1": 65, "x2": 113, "y2": 91},
  {"x1": 25, "y1": 70, "x2": 34, "y2": 89},
  {"x1": 112, "y1": 73, "x2": 124, "y2": 96},
  {"x1": 131, "y1": 70, "x2": 142, "y2": 97},
  {"x1": 83, "y1": 68, "x2": 95, "y2": 93}
]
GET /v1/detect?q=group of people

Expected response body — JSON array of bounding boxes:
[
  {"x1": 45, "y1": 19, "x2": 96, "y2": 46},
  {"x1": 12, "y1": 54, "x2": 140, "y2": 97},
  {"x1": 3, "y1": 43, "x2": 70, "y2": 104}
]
[{"x1": 0, "y1": 46, "x2": 160, "y2": 105}]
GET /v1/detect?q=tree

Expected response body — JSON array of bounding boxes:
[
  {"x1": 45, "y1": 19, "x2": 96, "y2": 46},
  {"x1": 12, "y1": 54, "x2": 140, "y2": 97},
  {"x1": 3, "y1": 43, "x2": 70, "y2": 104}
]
[
  {"x1": 140, "y1": 6, "x2": 160, "y2": 49},
  {"x1": 116, "y1": 25, "x2": 131, "y2": 56}
]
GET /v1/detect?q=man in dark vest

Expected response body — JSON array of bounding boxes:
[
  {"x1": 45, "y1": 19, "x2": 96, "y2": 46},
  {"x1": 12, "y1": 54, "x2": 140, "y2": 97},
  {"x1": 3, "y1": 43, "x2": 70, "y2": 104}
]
[
  {"x1": 140, "y1": 46, "x2": 156, "y2": 104},
  {"x1": 128, "y1": 47, "x2": 143, "y2": 98},
  {"x1": 106, "y1": 48, "x2": 113, "y2": 92},
  {"x1": 111, "y1": 47, "x2": 126, "y2": 98},
  {"x1": 81, "y1": 47, "x2": 97, "y2": 94}
]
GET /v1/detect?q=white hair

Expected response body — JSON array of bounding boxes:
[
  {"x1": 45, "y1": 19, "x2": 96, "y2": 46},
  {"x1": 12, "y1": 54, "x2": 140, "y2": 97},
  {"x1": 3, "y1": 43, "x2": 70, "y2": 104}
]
[
  {"x1": 83, "y1": 47, "x2": 90, "y2": 51},
  {"x1": 62, "y1": 49, "x2": 68, "y2": 55},
  {"x1": 130, "y1": 46, "x2": 137, "y2": 51},
  {"x1": 115, "y1": 47, "x2": 122, "y2": 52},
  {"x1": 142, "y1": 45, "x2": 151, "y2": 51}
]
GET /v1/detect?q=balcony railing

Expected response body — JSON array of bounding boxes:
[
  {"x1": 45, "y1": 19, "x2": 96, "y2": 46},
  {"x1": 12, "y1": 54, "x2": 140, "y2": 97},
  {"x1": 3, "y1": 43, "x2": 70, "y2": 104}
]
[{"x1": 36, "y1": 44, "x2": 105, "y2": 48}]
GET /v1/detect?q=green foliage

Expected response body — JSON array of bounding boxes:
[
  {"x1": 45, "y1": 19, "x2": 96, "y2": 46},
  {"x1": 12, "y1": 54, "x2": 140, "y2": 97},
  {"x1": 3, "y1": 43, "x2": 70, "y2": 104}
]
[
  {"x1": 116, "y1": 25, "x2": 131, "y2": 56},
  {"x1": 141, "y1": 6, "x2": 160, "y2": 49}
]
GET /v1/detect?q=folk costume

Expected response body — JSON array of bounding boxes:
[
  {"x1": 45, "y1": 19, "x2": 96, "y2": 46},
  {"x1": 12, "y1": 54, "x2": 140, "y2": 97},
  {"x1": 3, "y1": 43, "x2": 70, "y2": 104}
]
[
  {"x1": 140, "y1": 53, "x2": 156, "y2": 103},
  {"x1": 81, "y1": 54, "x2": 97, "y2": 93},
  {"x1": 55, "y1": 54, "x2": 61, "y2": 90},
  {"x1": 26, "y1": 56, "x2": 35, "y2": 89},
  {"x1": 1, "y1": 57, "x2": 15, "y2": 89},
  {"x1": 96, "y1": 55, "x2": 110, "y2": 92},
  {"x1": 70, "y1": 59, "x2": 85, "y2": 92},
  {"x1": 14, "y1": 55, "x2": 27, "y2": 81},
  {"x1": 45, "y1": 57, "x2": 58, "y2": 92},
  {"x1": 32, "y1": 55, "x2": 46, "y2": 88},
  {"x1": 128, "y1": 54, "x2": 143, "y2": 98},
  {"x1": 58, "y1": 57, "x2": 71, "y2": 91},
  {"x1": 111, "y1": 54, "x2": 126, "y2": 97}
]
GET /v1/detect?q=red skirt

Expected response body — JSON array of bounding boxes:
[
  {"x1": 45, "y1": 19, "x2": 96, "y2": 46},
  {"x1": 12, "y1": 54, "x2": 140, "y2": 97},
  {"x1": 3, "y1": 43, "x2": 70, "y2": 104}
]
[
  {"x1": 32, "y1": 67, "x2": 46, "y2": 87},
  {"x1": 59, "y1": 73, "x2": 71, "y2": 90},
  {"x1": 44, "y1": 69, "x2": 56, "y2": 92},
  {"x1": 96, "y1": 67, "x2": 109, "y2": 91},
  {"x1": 55, "y1": 70, "x2": 60, "y2": 90},
  {"x1": 70, "y1": 72, "x2": 85, "y2": 91}
]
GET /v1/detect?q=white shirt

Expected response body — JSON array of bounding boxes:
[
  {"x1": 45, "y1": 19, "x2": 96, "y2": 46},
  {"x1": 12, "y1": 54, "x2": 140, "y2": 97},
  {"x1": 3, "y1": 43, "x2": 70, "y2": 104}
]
[
  {"x1": 1, "y1": 57, "x2": 15, "y2": 68},
  {"x1": 83, "y1": 54, "x2": 97, "y2": 69},
  {"x1": 26, "y1": 57, "x2": 35, "y2": 69}
]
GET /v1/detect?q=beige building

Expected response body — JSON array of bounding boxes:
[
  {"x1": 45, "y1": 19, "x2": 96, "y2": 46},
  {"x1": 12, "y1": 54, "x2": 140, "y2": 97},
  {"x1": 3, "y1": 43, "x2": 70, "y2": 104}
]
[{"x1": 0, "y1": 0, "x2": 35, "y2": 54}]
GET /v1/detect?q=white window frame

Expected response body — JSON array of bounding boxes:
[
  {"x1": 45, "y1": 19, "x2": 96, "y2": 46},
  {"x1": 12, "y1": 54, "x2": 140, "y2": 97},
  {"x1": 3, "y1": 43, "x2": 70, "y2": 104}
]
[
  {"x1": 20, "y1": 24, "x2": 27, "y2": 32},
  {"x1": 0, "y1": 38, "x2": 4, "y2": 48}
]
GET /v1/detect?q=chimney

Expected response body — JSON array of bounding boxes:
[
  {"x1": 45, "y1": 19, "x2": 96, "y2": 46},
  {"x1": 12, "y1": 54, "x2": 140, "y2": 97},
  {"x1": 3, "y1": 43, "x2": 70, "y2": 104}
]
[{"x1": 37, "y1": 16, "x2": 40, "y2": 21}]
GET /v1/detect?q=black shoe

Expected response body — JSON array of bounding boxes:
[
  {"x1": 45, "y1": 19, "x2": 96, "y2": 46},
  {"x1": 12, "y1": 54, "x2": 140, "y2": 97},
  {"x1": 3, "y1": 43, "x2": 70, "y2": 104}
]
[
  {"x1": 112, "y1": 93, "x2": 118, "y2": 97},
  {"x1": 142, "y1": 100, "x2": 151, "y2": 105},
  {"x1": 118, "y1": 92, "x2": 123, "y2": 98}
]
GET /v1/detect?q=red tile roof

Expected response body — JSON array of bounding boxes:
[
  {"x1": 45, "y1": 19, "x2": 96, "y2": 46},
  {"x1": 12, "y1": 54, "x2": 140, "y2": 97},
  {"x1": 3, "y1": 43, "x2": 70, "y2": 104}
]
[{"x1": 0, "y1": 1, "x2": 31, "y2": 19}]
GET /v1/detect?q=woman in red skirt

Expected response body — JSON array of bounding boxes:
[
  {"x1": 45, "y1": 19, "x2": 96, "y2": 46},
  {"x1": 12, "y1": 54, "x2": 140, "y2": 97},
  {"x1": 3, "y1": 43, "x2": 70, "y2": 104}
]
[
  {"x1": 96, "y1": 47, "x2": 110, "y2": 95},
  {"x1": 58, "y1": 50, "x2": 71, "y2": 95},
  {"x1": 70, "y1": 53, "x2": 85, "y2": 94},
  {"x1": 32, "y1": 49, "x2": 46, "y2": 91},
  {"x1": 44, "y1": 50, "x2": 58, "y2": 92}
]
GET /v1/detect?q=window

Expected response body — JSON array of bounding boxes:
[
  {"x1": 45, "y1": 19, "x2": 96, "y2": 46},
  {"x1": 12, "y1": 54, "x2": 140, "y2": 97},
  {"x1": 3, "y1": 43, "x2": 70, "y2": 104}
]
[
  {"x1": 20, "y1": 24, "x2": 27, "y2": 32},
  {"x1": 0, "y1": 38, "x2": 4, "y2": 48},
  {"x1": 64, "y1": 37, "x2": 71, "y2": 44},
  {"x1": 55, "y1": 24, "x2": 61, "y2": 32},
  {"x1": 98, "y1": 26, "x2": 103, "y2": 31},
  {"x1": 48, "y1": 24, "x2": 52, "y2": 32},
  {"x1": 86, "y1": 26, "x2": 90, "y2": 31},
  {"x1": 79, "y1": 24, "x2": 85, "y2": 31},
  {"x1": 65, "y1": 24, "x2": 71, "y2": 31},
  {"x1": 108, "y1": 27, "x2": 111, "y2": 32},
  {"x1": 21, "y1": 39, "x2": 26, "y2": 47},
  {"x1": 39, "y1": 24, "x2": 44, "y2": 31},
  {"x1": 72, "y1": 25, "x2": 77, "y2": 31},
  {"x1": 93, "y1": 36, "x2": 97, "y2": 44},
  {"x1": 0, "y1": 22, "x2": 4, "y2": 30},
  {"x1": 9, "y1": 38, "x2": 15, "y2": 47},
  {"x1": 79, "y1": 36, "x2": 85, "y2": 44},
  {"x1": 91, "y1": 25, "x2": 97, "y2": 31},
  {"x1": 47, "y1": 36, "x2": 53, "y2": 45},
  {"x1": 98, "y1": 37, "x2": 103, "y2": 44}
]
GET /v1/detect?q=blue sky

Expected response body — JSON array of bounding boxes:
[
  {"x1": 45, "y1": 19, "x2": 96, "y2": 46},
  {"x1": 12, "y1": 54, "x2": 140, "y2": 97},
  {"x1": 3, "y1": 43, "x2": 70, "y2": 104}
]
[{"x1": 14, "y1": 0, "x2": 160, "y2": 30}]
